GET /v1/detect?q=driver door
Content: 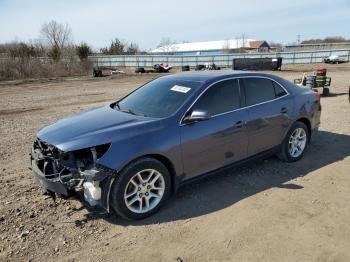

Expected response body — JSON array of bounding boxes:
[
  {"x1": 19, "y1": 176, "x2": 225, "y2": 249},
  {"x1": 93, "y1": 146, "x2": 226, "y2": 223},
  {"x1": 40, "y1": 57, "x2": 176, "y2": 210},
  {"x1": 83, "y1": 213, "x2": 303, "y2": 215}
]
[{"x1": 180, "y1": 79, "x2": 249, "y2": 179}]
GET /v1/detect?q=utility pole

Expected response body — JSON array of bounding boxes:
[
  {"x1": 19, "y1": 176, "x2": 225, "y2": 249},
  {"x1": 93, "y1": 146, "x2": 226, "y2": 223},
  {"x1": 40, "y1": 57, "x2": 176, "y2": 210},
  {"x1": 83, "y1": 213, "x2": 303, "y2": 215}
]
[{"x1": 241, "y1": 33, "x2": 246, "y2": 47}]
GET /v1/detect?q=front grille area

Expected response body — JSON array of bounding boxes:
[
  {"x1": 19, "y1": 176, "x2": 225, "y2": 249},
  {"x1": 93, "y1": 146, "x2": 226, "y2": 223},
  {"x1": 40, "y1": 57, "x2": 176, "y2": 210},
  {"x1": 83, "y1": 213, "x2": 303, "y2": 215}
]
[
  {"x1": 32, "y1": 139, "x2": 76, "y2": 183},
  {"x1": 31, "y1": 139, "x2": 112, "y2": 193}
]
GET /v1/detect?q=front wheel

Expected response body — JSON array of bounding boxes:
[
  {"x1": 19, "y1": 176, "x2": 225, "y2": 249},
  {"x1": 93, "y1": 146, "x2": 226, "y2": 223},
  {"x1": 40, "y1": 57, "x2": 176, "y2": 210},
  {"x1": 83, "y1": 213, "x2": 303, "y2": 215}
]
[
  {"x1": 278, "y1": 122, "x2": 309, "y2": 162},
  {"x1": 110, "y1": 157, "x2": 171, "y2": 220}
]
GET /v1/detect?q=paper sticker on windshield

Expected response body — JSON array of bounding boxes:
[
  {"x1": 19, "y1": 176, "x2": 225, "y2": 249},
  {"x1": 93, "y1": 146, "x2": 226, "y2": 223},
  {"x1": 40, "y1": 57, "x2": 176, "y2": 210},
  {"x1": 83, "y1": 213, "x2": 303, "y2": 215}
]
[{"x1": 171, "y1": 85, "x2": 191, "y2": 93}]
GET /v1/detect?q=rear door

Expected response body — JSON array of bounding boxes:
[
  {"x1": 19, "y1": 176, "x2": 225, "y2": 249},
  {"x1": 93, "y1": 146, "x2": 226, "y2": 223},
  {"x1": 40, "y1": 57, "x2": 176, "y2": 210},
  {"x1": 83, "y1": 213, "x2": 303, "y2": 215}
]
[
  {"x1": 180, "y1": 79, "x2": 249, "y2": 179},
  {"x1": 241, "y1": 77, "x2": 293, "y2": 156}
]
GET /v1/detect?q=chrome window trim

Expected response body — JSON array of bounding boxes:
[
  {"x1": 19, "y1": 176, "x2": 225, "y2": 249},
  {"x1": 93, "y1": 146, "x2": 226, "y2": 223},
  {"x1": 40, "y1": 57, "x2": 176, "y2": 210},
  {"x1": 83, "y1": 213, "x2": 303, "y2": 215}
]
[{"x1": 180, "y1": 75, "x2": 290, "y2": 126}]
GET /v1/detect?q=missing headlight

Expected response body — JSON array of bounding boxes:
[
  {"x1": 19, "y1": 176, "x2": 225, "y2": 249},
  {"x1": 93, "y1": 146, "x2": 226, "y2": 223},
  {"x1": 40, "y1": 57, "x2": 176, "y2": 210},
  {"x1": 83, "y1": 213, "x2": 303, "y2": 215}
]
[
  {"x1": 73, "y1": 143, "x2": 110, "y2": 171},
  {"x1": 94, "y1": 143, "x2": 111, "y2": 159}
]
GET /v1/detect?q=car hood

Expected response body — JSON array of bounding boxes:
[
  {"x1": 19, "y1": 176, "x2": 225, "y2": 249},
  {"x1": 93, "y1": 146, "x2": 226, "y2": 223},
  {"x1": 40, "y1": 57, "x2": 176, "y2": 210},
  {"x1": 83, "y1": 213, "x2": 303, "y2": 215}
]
[{"x1": 37, "y1": 105, "x2": 160, "y2": 152}]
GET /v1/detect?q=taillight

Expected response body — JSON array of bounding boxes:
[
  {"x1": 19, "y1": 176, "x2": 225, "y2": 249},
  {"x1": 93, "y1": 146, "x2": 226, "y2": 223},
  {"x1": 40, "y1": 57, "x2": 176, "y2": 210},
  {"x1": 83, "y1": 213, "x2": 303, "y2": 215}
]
[{"x1": 312, "y1": 89, "x2": 321, "y2": 102}]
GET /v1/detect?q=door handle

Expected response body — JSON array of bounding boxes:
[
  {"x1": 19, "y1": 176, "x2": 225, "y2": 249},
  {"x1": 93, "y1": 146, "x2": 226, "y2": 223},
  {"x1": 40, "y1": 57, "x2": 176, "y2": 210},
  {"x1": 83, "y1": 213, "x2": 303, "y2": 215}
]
[
  {"x1": 280, "y1": 107, "x2": 288, "y2": 114},
  {"x1": 233, "y1": 121, "x2": 244, "y2": 128}
]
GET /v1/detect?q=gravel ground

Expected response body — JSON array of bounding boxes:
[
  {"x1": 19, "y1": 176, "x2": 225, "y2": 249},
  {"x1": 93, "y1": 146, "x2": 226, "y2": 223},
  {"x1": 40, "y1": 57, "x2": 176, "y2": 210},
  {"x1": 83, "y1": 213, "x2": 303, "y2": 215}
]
[{"x1": 0, "y1": 64, "x2": 349, "y2": 262}]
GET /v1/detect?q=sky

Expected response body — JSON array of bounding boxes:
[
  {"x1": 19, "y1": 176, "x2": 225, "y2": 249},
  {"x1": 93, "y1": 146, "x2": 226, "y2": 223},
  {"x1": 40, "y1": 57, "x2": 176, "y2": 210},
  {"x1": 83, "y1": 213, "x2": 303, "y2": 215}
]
[{"x1": 0, "y1": 0, "x2": 349, "y2": 51}]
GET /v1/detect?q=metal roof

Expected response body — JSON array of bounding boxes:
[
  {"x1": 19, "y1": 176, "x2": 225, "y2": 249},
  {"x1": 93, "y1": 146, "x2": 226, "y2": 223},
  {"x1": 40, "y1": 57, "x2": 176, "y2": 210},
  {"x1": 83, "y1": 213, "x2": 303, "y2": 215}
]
[{"x1": 150, "y1": 39, "x2": 260, "y2": 53}]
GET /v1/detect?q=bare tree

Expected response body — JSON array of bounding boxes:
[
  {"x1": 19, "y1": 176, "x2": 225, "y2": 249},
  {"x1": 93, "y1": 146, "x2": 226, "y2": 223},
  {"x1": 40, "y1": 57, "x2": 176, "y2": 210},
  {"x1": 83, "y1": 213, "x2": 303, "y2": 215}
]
[
  {"x1": 76, "y1": 42, "x2": 91, "y2": 61},
  {"x1": 301, "y1": 36, "x2": 349, "y2": 44},
  {"x1": 100, "y1": 38, "x2": 126, "y2": 55},
  {"x1": 157, "y1": 37, "x2": 177, "y2": 54},
  {"x1": 232, "y1": 33, "x2": 248, "y2": 53},
  {"x1": 40, "y1": 20, "x2": 72, "y2": 49},
  {"x1": 222, "y1": 39, "x2": 231, "y2": 54},
  {"x1": 126, "y1": 42, "x2": 139, "y2": 55},
  {"x1": 269, "y1": 41, "x2": 283, "y2": 52},
  {"x1": 40, "y1": 20, "x2": 73, "y2": 62}
]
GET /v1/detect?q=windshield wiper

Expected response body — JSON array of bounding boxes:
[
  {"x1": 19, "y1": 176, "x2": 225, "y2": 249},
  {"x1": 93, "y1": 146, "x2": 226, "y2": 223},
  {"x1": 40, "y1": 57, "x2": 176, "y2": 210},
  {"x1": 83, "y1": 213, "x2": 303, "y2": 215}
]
[
  {"x1": 120, "y1": 108, "x2": 146, "y2": 117},
  {"x1": 114, "y1": 103, "x2": 146, "y2": 116}
]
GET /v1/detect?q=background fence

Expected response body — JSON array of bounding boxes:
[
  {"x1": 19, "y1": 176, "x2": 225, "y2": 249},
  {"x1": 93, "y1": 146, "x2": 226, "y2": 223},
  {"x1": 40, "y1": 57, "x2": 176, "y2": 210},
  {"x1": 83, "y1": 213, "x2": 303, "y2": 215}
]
[{"x1": 90, "y1": 48, "x2": 350, "y2": 69}]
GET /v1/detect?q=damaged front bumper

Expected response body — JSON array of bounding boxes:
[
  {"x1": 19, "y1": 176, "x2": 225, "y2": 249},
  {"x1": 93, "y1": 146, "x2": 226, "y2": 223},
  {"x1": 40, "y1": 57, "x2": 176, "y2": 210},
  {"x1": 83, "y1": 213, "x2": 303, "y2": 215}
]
[
  {"x1": 32, "y1": 159, "x2": 70, "y2": 196},
  {"x1": 30, "y1": 139, "x2": 115, "y2": 210}
]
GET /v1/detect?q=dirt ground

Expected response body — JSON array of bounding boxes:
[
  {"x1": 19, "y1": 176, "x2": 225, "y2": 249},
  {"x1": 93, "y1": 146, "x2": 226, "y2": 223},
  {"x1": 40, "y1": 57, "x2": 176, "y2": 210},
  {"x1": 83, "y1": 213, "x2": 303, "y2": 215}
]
[{"x1": 0, "y1": 64, "x2": 350, "y2": 262}]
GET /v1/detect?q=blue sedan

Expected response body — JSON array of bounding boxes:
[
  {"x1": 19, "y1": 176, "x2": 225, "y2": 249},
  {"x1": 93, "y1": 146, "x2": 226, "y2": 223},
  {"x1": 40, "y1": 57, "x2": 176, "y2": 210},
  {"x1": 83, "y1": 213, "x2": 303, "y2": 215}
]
[{"x1": 31, "y1": 71, "x2": 321, "y2": 220}]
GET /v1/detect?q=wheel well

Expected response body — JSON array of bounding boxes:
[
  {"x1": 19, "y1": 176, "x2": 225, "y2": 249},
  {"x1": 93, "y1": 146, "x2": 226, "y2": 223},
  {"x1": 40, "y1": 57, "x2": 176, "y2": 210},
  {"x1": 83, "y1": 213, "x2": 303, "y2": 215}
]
[
  {"x1": 148, "y1": 154, "x2": 177, "y2": 192},
  {"x1": 106, "y1": 154, "x2": 178, "y2": 212},
  {"x1": 297, "y1": 117, "x2": 311, "y2": 136},
  {"x1": 128, "y1": 154, "x2": 177, "y2": 194}
]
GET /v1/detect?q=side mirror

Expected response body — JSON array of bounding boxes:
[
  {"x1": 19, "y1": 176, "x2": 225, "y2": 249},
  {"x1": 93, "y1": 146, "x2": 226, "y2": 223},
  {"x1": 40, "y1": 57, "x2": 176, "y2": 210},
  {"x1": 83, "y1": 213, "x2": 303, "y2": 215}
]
[{"x1": 183, "y1": 109, "x2": 211, "y2": 124}]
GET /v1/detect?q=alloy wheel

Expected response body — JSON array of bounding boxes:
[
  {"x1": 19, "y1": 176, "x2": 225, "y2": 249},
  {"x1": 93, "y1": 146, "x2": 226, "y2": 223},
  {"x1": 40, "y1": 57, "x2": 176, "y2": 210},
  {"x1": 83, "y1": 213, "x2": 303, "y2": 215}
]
[
  {"x1": 124, "y1": 169, "x2": 165, "y2": 213},
  {"x1": 288, "y1": 128, "x2": 307, "y2": 158}
]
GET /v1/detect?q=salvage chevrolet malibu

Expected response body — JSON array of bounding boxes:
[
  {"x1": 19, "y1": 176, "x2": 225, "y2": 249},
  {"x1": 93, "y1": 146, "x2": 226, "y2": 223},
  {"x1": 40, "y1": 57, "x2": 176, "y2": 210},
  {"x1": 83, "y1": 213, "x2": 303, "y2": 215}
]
[{"x1": 31, "y1": 71, "x2": 321, "y2": 220}]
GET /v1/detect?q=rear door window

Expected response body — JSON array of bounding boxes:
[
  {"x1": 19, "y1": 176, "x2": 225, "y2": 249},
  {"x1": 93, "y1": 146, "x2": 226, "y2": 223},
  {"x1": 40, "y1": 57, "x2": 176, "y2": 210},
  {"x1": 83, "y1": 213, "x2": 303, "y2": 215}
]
[
  {"x1": 192, "y1": 79, "x2": 240, "y2": 115},
  {"x1": 242, "y1": 78, "x2": 283, "y2": 106}
]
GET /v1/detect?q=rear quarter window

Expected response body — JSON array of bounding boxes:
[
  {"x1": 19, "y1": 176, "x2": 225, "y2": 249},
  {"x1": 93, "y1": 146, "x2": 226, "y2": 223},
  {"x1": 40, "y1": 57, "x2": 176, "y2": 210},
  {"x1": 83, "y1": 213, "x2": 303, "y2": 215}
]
[{"x1": 273, "y1": 82, "x2": 287, "y2": 97}]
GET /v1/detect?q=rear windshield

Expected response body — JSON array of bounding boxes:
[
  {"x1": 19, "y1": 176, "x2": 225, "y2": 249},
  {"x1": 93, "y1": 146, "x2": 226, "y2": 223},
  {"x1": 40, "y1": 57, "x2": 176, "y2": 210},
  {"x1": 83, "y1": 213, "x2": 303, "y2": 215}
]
[{"x1": 117, "y1": 78, "x2": 202, "y2": 118}]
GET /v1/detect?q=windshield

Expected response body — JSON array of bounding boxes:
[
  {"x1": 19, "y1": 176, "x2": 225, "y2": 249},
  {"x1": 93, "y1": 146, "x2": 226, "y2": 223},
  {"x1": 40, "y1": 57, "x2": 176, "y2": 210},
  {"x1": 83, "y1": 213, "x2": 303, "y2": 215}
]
[{"x1": 116, "y1": 78, "x2": 202, "y2": 118}]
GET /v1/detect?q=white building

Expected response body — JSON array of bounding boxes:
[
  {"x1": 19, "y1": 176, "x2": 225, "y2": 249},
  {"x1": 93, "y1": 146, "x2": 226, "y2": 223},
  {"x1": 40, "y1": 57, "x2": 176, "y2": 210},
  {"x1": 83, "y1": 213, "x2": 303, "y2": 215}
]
[{"x1": 150, "y1": 38, "x2": 270, "y2": 55}]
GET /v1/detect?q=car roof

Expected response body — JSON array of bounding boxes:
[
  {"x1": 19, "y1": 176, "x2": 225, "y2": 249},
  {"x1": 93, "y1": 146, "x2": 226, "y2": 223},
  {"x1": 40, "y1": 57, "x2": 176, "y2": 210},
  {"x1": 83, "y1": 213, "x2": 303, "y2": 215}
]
[{"x1": 161, "y1": 70, "x2": 280, "y2": 83}]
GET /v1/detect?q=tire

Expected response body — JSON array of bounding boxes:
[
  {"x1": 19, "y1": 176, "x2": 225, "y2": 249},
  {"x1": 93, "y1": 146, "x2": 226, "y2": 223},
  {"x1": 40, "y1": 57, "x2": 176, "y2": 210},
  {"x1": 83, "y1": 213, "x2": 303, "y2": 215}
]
[
  {"x1": 322, "y1": 87, "x2": 330, "y2": 96},
  {"x1": 182, "y1": 65, "x2": 190, "y2": 71},
  {"x1": 110, "y1": 157, "x2": 171, "y2": 220},
  {"x1": 135, "y1": 67, "x2": 145, "y2": 73},
  {"x1": 93, "y1": 69, "x2": 102, "y2": 77},
  {"x1": 277, "y1": 121, "x2": 309, "y2": 162},
  {"x1": 153, "y1": 64, "x2": 164, "y2": 73},
  {"x1": 306, "y1": 76, "x2": 316, "y2": 89},
  {"x1": 195, "y1": 64, "x2": 205, "y2": 71}
]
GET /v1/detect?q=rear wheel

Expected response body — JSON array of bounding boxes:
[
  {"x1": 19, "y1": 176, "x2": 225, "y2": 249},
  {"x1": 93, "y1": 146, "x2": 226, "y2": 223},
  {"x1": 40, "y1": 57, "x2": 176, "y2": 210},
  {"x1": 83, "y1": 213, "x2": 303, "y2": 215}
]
[
  {"x1": 278, "y1": 121, "x2": 309, "y2": 162},
  {"x1": 110, "y1": 157, "x2": 171, "y2": 220}
]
